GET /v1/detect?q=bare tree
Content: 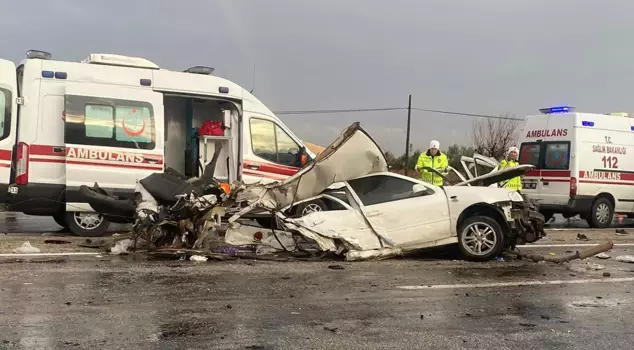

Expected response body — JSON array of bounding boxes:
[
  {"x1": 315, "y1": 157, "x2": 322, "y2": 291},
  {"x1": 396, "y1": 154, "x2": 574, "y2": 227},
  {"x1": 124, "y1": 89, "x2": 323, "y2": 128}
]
[{"x1": 471, "y1": 114, "x2": 521, "y2": 160}]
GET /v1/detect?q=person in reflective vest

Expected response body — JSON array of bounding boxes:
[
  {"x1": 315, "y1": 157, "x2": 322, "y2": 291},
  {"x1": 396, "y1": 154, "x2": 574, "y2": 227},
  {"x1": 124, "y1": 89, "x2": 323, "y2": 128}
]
[
  {"x1": 415, "y1": 140, "x2": 449, "y2": 186},
  {"x1": 499, "y1": 146, "x2": 522, "y2": 190}
]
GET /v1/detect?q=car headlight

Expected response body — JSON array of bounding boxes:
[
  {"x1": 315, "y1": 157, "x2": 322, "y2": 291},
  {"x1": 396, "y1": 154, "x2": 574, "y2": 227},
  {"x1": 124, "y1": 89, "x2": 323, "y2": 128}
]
[{"x1": 508, "y1": 191, "x2": 524, "y2": 202}]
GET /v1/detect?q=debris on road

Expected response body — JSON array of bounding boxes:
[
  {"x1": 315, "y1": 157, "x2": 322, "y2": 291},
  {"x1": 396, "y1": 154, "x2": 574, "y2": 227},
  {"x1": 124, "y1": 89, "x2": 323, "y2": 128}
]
[
  {"x1": 595, "y1": 253, "x2": 611, "y2": 259},
  {"x1": 110, "y1": 239, "x2": 131, "y2": 255},
  {"x1": 44, "y1": 239, "x2": 72, "y2": 245},
  {"x1": 12, "y1": 242, "x2": 41, "y2": 254},
  {"x1": 577, "y1": 233, "x2": 589, "y2": 241},
  {"x1": 615, "y1": 255, "x2": 634, "y2": 264},
  {"x1": 328, "y1": 264, "x2": 345, "y2": 270},
  {"x1": 616, "y1": 229, "x2": 630, "y2": 236},
  {"x1": 510, "y1": 241, "x2": 613, "y2": 264},
  {"x1": 189, "y1": 255, "x2": 208, "y2": 262},
  {"x1": 586, "y1": 262, "x2": 606, "y2": 271}
]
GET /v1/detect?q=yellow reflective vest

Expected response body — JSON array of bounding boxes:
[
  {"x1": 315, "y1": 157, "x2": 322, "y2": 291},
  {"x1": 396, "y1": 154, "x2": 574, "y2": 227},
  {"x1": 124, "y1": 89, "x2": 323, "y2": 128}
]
[
  {"x1": 416, "y1": 151, "x2": 449, "y2": 186},
  {"x1": 499, "y1": 159, "x2": 522, "y2": 190}
]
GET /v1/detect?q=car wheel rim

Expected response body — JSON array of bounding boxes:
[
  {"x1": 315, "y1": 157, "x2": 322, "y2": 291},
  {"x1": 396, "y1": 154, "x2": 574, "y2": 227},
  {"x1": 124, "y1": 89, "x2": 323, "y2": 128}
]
[
  {"x1": 302, "y1": 203, "x2": 323, "y2": 216},
  {"x1": 596, "y1": 203, "x2": 610, "y2": 224},
  {"x1": 461, "y1": 222, "x2": 497, "y2": 256},
  {"x1": 73, "y1": 212, "x2": 103, "y2": 230}
]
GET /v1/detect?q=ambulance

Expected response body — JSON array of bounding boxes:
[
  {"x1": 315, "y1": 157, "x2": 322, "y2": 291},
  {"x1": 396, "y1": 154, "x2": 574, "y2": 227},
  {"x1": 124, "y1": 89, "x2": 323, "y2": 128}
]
[
  {"x1": 0, "y1": 50, "x2": 317, "y2": 236},
  {"x1": 518, "y1": 105, "x2": 634, "y2": 228}
]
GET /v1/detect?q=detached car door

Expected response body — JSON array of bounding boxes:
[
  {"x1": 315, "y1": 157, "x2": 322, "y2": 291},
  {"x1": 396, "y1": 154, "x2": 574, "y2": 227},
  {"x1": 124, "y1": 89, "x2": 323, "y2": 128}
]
[{"x1": 346, "y1": 173, "x2": 451, "y2": 247}]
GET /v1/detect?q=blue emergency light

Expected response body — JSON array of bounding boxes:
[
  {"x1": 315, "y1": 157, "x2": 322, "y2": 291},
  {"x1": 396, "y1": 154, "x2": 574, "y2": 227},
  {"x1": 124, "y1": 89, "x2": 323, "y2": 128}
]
[{"x1": 539, "y1": 105, "x2": 575, "y2": 114}]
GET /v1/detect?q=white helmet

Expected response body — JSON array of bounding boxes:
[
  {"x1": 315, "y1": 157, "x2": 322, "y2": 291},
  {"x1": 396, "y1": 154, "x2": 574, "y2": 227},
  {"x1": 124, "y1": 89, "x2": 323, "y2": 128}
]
[
  {"x1": 429, "y1": 140, "x2": 440, "y2": 149},
  {"x1": 507, "y1": 146, "x2": 519, "y2": 154}
]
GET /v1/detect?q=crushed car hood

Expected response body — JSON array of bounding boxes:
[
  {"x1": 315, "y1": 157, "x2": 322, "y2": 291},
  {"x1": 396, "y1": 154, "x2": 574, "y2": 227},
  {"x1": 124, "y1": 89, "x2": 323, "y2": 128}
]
[
  {"x1": 455, "y1": 165, "x2": 535, "y2": 187},
  {"x1": 233, "y1": 122, "x2": 388, "y2": 211}
]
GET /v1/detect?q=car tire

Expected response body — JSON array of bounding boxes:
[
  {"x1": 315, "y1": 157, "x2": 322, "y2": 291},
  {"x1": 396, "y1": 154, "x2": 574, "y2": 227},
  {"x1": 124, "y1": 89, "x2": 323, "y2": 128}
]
[
  {"x1": 52, "y1": 212, "x2": 68, "y2": 228},
  {"x1": 588, "y1": 197, "x2": 614, "y2": 229},
  {"x1": 294, "y1": 199, "x2": 328, "y2": 217},
  {"x1": 458, "y1": 215, "x2": 505, "y2": 261},
  {"x1": 65, "y1": 212, "x2": 110, "y2": 237}
]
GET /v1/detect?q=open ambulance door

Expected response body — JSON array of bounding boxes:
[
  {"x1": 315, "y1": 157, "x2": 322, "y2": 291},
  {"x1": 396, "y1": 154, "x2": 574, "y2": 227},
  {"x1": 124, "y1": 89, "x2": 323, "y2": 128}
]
[
  {"x1": 0, "y1": 59, "x2": 18, "y2": 202},
  {"x1": 63, "y1": 83, "x2": 165, "y2": 215}
]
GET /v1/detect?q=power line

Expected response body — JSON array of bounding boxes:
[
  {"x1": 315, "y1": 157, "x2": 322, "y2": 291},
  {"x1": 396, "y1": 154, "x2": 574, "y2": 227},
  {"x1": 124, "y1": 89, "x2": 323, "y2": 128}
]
[
  {"x1": 273, "y1": 106, "x2": 523, "y2": 121},
  {"x1": 273, "y1": 107, "x2": 406, "y2": 115},
  {"x1": 411, "y1": 108, "x2": 524, "y2": 121}
]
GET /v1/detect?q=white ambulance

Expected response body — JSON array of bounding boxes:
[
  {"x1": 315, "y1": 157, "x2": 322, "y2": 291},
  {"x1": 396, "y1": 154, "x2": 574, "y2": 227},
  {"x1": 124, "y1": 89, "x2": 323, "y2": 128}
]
[
  {"x1": 518, "y1": 105, "x2": 634, "y2": 228},
  {"x1": 0, "y1": 50, "x2": 317, "y2": 236}
]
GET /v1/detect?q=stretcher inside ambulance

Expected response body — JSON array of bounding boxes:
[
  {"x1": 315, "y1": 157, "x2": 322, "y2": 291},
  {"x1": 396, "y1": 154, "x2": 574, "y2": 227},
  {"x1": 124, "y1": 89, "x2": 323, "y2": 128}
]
[{"x1": 518, "y1": 105, "x2": 634, "y2": 228}]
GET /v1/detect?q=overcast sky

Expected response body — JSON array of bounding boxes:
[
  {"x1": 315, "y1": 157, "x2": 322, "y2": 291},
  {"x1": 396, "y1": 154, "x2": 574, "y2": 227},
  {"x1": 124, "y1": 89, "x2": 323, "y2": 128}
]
[{"x1": 2, "y1": 0, "x2": 633, "y2": 153}]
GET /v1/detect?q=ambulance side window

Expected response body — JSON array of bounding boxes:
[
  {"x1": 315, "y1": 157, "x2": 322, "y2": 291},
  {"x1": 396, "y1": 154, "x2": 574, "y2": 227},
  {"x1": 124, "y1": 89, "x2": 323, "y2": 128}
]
[
  {"x1": 519, "y1": 143, "x2": 540, "y2": 167},
  {"x1": 64, "y1": 95, "x2": 155, "y2": 150},
  {"x1": 0, "y1": 87, "x2": 10, "y2": 140},
  {"x1": 250, "y1": 118, "x2": 301, "y2": 167},
  {"x1": 544, "y1": 142, "x2": 570, "y2": 170}
]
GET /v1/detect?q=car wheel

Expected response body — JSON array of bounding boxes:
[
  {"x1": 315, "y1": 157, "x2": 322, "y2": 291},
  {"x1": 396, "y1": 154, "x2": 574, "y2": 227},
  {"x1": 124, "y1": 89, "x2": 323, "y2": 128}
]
[
  {"x1": 458, "y1": 216, "x2": 504, "y2": 261},
  {"x1": 65, "y1": 212, "x2": 110, "y2": 237},
  {"x1": 588, "y1": 197, "x2": 614, "y2": 228},
  {"x1": 294, "y1": 199, "x2": 328, "y2": 217},
  {"x1": 52, "y1": 212, "x2": 68, "y2": 228}
]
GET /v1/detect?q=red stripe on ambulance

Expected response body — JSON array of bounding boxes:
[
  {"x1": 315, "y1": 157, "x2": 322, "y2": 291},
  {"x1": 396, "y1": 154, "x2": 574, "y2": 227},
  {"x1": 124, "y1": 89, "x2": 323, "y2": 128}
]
[{"x1": 579, "y1": 170, "x2": 634, "y2": 185}]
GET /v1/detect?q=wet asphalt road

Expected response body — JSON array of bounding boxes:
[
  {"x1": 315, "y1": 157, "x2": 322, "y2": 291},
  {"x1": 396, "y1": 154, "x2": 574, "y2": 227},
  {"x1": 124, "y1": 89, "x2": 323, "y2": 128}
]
[
  {"x1": 2, "y1": 213, "x2": 634, "y2": 349},
  {"x1": 1, "y1": 247, "x2": 634, "y2": 350}
]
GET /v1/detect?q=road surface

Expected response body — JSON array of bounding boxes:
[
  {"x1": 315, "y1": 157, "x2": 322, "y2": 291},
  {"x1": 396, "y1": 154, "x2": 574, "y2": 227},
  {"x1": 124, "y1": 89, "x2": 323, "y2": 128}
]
[{"x1": 1, "y1": 238, "x2": 634, "y2": 349}]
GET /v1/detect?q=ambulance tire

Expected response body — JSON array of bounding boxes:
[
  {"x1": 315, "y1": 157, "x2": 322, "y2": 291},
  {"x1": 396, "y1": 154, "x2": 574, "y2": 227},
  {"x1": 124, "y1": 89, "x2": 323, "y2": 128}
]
[
  {"x1": 588, "y1": 197, "x2": 614, "y2": 229},
  {"x1": 65, "y1": 212, "x2": 111, "y2": 237}
]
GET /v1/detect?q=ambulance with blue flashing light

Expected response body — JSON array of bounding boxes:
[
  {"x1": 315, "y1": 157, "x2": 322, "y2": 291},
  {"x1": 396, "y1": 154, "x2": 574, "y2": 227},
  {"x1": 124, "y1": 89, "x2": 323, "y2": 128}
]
[
  {"x1": 0, "y1": 50, "x2": 318, "y2": 236},
  {"x1": 517, "y1": 105, "x2": 634, "y2": 228}
]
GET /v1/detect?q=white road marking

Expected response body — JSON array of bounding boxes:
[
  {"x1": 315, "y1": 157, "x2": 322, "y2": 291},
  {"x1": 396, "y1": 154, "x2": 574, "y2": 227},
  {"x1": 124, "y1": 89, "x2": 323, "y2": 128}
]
[
  {"x1": 517, "y1": 243, "x2": 634, "y2": 248},
  {"x1": 0, "y1": 252, "x2": 101, "y2": 257},
  {"x1": 398, "y1": 277, "x2": 634, "y2": 290}
]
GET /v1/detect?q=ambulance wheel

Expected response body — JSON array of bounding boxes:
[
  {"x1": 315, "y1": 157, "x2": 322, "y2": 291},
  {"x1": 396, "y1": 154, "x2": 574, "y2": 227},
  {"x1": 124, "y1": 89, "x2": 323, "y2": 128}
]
[
  {"x1": 52, "y1": 213, "x2": 68, "y2": 229},
  {"x1": 65, "y1": 212, "x2": 110, "y2": 237},
  {"x1": 588, "y1": 197, "x2": 614, "y2": 229}
]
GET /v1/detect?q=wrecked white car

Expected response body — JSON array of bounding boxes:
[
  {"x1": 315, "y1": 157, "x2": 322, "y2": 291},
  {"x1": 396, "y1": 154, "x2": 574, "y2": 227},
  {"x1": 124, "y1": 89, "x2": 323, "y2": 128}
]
[{"x1": 230, "y1": 123, "x2": 546, "y2": 261}]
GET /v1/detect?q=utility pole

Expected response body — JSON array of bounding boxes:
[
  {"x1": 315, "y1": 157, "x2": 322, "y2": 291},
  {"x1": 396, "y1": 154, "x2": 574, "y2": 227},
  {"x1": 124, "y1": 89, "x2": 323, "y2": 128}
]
[{"x1": 404, "y1": 94, "x2": 412, "y2": 169}]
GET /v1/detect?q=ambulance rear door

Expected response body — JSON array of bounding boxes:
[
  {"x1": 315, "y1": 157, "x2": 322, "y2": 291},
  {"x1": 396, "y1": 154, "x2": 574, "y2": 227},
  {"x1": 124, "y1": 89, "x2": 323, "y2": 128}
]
[
  {"x1": 63, "y1": 83, "x2": 164, "y2": 210},
  {"x1": 538, "y1": 113, "x2": 574, "y2": 207},
  {"x1": 0, "y1": 59, "x2": 18, "y2": 199}
]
